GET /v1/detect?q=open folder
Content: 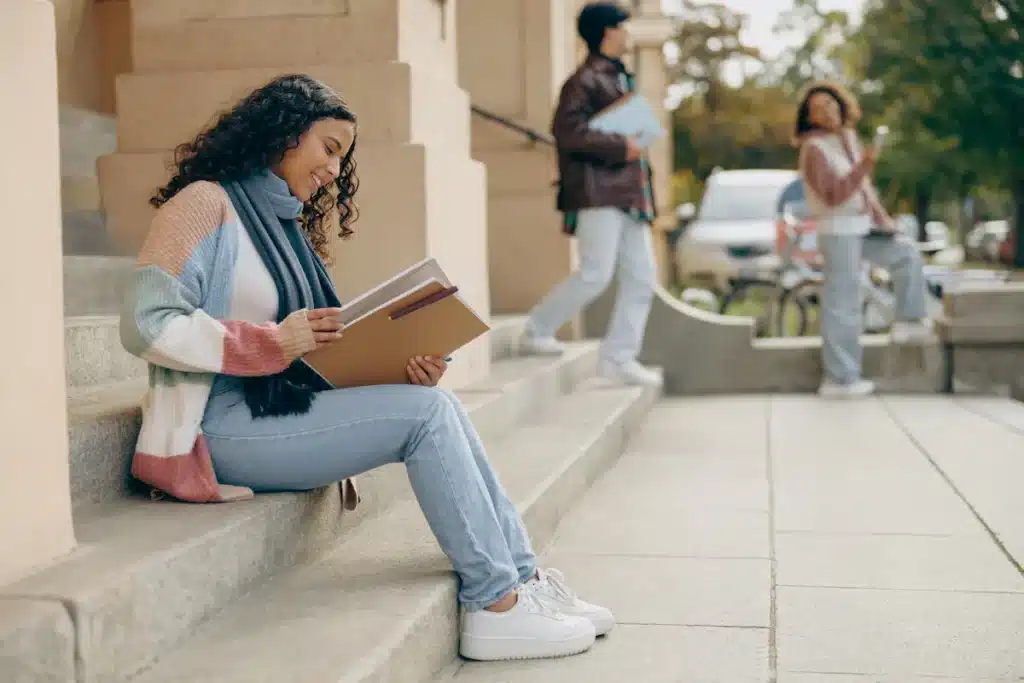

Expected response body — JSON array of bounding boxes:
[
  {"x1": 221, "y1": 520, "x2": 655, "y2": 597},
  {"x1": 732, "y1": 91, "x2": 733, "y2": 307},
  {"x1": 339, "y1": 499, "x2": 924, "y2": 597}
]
[
  {"x1": 301, "y1": 258, "x2": 490, "y2": 388},
  {"x1": 588, "y1": 93, "x2": 666, "y2": 150}
]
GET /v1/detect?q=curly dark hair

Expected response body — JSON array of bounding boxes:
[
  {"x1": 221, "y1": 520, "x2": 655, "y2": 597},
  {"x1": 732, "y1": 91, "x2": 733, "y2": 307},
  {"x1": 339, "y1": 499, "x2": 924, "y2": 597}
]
[
  {"x1": 151, "y1": 74, "x2": 359, "y2": 259},
  {"x1": 793, "y1": 80, "x2": 862, "y2": 143}
]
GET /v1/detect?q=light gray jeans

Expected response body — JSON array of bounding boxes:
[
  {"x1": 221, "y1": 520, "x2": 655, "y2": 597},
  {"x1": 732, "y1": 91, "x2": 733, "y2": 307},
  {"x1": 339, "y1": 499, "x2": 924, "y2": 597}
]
[
  {"x1": 526, "y1": 207, "x2": 656, "y2": 364},
  {"x1": 202, "y1": 379, "x2": 536, "y2": 611},
  {"x1": 819, "y1": 232, "x2": 929, "y2": 384}
]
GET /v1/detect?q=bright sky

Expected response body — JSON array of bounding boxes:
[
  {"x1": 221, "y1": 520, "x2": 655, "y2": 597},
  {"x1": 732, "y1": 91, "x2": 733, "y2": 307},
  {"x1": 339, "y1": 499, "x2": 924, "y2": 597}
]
[
  {"x1": 659, "y1": 0, "x2": 865, "y2": 102},
  {"x1": 662, "y1": 0, "x2": 865, "y2": 59}
]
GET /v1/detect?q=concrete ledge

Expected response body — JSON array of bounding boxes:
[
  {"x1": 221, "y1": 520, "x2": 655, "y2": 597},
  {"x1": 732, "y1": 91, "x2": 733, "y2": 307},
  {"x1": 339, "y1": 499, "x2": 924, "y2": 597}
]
[
  {"x1": 938, "y1": 281, "x2": 1024, "y2": 393},
  {"x1": 126, "y1": 379, "x2": 659, "y2": 683},
  {"x1": 0, "y1": 599, "x2": 76, "y2": 683},
  {"x1": 585, "y1": 286, "x2": 942, "y2": 394}
]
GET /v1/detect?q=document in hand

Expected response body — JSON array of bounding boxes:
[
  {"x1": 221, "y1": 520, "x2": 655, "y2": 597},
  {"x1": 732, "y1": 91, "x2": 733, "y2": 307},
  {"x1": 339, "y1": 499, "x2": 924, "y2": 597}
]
[
  {"x1": 301, "y1": 258, "x2": 490, "y2": 388},
  {"x1": 588, "y1": 93, "x2": 666, "y2": 150}
]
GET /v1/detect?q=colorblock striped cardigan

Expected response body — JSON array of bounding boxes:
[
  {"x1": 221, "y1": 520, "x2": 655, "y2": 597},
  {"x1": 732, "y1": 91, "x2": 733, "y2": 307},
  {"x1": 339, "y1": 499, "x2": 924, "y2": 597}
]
[{"x1": 120, "y1": 180, "x2": 353, "y2": 504}]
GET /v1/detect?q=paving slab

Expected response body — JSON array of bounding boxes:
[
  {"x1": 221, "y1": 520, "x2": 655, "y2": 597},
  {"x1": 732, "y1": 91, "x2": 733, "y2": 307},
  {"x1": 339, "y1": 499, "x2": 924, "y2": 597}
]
[
  {"x1": 625, "y1": 396, "x2": 769, "y2": 457},
  {"x1": 777, "y1": 586, "x2": 1024, "y2": 679},
  {"x1": 779, "y1": 675, "x2": 1017, "y2": 683},
  {"x1": 452, "y1": 625, "x2": 770, "y2": 683},
  {"x1": 770, "y1": 397, "x2": 981, "y2": 535},
  {"x1": 541, "y1": 553, "x2": 771, "y2": 628},
  {"x1": 776, "y1": 531, "x2": 1024, "y2": 592},
  {"x1": 549, "y1": 452, "x2": 771, "y2": 559},
  {"x1": 956, "y1": 395, "x2": 1024, "y2": 433},
  {"x1": 884, "y1": 396, "x2": 1024, "y2": 563}
]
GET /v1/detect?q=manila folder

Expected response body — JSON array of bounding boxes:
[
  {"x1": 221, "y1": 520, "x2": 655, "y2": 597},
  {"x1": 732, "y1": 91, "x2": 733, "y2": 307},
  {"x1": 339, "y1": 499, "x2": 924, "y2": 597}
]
[{"x1": 301, "y1": 277, "x2": 489, "y2": 388}]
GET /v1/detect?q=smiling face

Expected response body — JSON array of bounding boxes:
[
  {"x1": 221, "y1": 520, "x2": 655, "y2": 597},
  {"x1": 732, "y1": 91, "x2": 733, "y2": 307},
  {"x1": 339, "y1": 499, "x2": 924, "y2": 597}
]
[
  {"x1": 274, "y1": 117, "x2": 356, "y2": 202},
  {"x1": 808, "y1": 91, "x2": 843, "y2": 132}
]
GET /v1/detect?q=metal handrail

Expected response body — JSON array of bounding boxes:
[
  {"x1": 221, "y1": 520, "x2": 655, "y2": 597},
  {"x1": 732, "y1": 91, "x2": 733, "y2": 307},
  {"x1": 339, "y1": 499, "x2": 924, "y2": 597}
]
[{"x1": 470, "y1": 105, "x2": 555, "y2": 147}]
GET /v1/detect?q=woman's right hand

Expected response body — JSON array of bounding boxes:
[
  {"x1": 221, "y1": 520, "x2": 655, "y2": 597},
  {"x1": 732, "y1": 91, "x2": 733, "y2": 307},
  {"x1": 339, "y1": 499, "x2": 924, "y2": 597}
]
[
  {"x1": 306, "y1": 307, "x2": 344, "y2": 347},
  {"x1": 863, "y1": 145, "x2": 881, "y2": 165}
]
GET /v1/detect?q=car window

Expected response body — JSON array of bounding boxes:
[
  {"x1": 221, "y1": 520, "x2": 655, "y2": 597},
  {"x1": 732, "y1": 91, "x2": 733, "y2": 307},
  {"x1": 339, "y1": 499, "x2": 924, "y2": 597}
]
[{"x1": 699, "y1": 184, "x2": 789, "y2": 221}]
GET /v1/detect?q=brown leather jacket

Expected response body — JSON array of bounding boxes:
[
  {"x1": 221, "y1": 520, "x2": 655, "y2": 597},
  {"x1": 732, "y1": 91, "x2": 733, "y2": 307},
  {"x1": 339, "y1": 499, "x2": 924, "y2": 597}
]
[{"x1": 552, "y1": 55, "x2": 651, "y2": 215}]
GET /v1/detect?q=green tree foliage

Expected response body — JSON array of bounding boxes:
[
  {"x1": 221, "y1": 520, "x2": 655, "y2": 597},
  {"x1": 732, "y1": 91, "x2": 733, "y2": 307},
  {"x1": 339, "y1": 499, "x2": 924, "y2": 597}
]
[{"x1": 852, "y1": 0, "x2": 1024, "y2": 254}]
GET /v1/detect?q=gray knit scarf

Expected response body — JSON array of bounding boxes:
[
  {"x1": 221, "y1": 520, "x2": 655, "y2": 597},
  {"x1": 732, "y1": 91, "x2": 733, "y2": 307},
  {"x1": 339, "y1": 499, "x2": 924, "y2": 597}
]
[{"x1": 220, "y1": 170, "x2": 341, "y2": 418}]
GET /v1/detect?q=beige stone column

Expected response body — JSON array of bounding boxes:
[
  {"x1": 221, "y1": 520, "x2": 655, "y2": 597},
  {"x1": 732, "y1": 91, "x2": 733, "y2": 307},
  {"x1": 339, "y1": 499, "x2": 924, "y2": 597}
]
[
  {"x1": 630, "y1": 6, "x2": 678, "y2": 286},
  {"x1": 0, "y1": 0, "x2": 76, "y2": 585}
]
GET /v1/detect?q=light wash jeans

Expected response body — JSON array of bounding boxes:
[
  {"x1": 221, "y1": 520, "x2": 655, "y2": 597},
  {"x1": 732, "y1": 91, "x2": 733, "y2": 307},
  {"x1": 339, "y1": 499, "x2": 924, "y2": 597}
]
[
  {"x1": 526, "y1": 207, "x2": 656, "y2": 364},
  {"x1": 201, "y1": 378, "x2": 536, "y2": 611},
  {"x1": 819, "y1": 232, "x2": 929, "y2": 384}
]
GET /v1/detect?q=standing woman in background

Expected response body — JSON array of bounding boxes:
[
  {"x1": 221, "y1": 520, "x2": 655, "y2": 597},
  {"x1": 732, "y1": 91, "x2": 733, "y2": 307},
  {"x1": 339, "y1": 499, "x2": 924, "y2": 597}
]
[{"x1": 795, "y1": 81, "x2": 933, "y2": 398}]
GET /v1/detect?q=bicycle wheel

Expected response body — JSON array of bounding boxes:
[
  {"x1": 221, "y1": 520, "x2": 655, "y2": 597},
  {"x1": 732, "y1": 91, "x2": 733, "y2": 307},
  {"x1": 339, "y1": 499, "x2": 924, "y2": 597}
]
[
  {"x1": 777, "y1": 279, "x2": 820, "y2": 336},
  {"x1": 719, "y1": 279, "x2": 780, "y2": 337}
]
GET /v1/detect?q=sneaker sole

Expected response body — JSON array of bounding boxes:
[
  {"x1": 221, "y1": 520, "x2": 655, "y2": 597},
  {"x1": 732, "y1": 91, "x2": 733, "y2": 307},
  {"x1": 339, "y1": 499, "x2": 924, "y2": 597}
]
[{"x1": 459, "y1": 630, "x2": 596, "y2": 662}]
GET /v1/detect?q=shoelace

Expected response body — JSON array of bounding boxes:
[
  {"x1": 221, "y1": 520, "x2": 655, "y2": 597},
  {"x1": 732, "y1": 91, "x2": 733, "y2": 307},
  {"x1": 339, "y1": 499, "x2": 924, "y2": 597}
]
[
  {"x1": 518, "y1": 581, "x2": 564, "y2": 619},
  {"x1": 538, "y1": 568, "x2": 578, "y2": 604}
]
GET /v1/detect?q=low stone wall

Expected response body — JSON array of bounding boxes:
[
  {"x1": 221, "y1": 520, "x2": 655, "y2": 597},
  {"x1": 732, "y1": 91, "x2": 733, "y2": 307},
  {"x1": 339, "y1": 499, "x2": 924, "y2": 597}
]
[
  {"x1": 939, "y1": 281, "x2": 1024, "y2": 397},
  {"x1": 584, "y1": 284, "x2": 942, "y2": 395}
]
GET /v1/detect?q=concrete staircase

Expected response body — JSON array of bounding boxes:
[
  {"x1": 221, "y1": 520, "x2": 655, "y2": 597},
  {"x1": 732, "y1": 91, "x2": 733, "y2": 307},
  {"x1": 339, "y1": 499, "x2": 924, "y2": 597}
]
[
  {"x1": 6, "y1": 315, "x2": 658, "y2": 683},
  {"x1": 63, "y1": 256, "x2": 136, "y2": 316}
]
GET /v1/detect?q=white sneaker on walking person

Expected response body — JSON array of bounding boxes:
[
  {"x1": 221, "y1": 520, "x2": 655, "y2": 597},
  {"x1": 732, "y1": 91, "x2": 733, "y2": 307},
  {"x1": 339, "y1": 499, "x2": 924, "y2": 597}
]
[
  {"x1": 519, "y1": 329, "x2": 567, "y2": 357},
  {"x1": 524, "y1": 567, "x2": 616, "y2": 636},
  {"x1": 818, "y1": 379, "x2": 876, "y2": 399},
  {"x1": 598, "y1": 359, "x2": 662, "y2": 388},
  {"x1": 460, "y1": 588, "x2": 596, "y2": 661},
  {"x1": 890, "y1": 319, "x2": 934, "y2": 345}
]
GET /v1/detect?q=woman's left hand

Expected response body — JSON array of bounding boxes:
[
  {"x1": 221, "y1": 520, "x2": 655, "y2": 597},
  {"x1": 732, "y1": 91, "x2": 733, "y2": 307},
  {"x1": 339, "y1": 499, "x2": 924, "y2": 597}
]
[{"x1": 407, "y1": 356, "x2": 448, "y2": 387}]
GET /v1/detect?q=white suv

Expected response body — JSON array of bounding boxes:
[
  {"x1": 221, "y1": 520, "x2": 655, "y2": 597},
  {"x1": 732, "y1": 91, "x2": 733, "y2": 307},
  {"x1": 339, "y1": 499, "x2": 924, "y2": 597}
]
[{"x1": 673, "y1": 169, "x2": 798, "y2": 291}]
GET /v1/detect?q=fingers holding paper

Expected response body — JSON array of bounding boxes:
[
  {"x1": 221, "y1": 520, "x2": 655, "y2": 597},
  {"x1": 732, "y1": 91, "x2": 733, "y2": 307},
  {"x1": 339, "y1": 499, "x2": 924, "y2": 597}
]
[
  {"x1": 407, "y1": 356, "x2": 448, "y2": 387},
  {"x1": 307, "y1": 307, "x2": 344, "y2": 346}
]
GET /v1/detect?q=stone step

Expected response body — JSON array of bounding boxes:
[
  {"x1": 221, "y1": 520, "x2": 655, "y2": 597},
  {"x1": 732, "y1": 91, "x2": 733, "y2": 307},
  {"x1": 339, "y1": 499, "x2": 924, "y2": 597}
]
[
  {"x1": 126, "y1": 378, "x2": 659, "y2": 683},
  {"x1": 115, "y1": 63, "x2": 469, "y2": 155},
  {"x1": 751, "y1": 336, "x2": 945, "y2": 394},
  {"x1": 64, "y1": 313, "x2": 528, "y2": 507},
  {"x1": 131, "y1": 0, "x2": 453, "y2": 77},
  {"x1": 65, "y1": 316, "x2": 146, "y2": 389},
  {"x1": 63, "y1": 255, "x2": 135, "y2": 316},
  {"x1": 17, "y1": 340, "x2": 597, "y2": 682}
]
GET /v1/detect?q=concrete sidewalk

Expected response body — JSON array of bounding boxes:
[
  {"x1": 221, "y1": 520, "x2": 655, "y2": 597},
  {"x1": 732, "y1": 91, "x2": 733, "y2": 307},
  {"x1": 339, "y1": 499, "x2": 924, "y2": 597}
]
[{"x1": 447, "y1": 395, "x2": 1024, "y2": 682}]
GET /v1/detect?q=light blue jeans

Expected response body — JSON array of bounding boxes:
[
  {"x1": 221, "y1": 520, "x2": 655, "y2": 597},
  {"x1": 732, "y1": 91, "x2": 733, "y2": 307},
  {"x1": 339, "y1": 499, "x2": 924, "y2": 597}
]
[
  {"x1": 819, "y1": 232, "x2": 929, "y2": 384},
  {"x1": 201, "y1": 378, "x2": 536, "y2": 611},
  {"x1": 526, "y1": 207, "x2": 656, "y2": 364}
]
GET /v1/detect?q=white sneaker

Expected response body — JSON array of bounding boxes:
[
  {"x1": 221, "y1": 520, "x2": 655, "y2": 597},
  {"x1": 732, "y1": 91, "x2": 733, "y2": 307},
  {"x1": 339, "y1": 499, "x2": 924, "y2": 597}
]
[
  {"x1": 890, "y1": 319, "x2": 934, "y2": 345},
  {"x1": 460, "y1": 588, "x2": 596, "y2": 661},
  {"x1": 525, "y1": 568, "x2": 615, "y2": 636},
  {"x1": 598, "y1": 359, "x2": 663, "y2": 388},
  {"x1": 818, "y1": 379, "x2": 876, "y2": 398},
  {"x1": 520, "y1": 330, "x2": 566, "y2": 356}
]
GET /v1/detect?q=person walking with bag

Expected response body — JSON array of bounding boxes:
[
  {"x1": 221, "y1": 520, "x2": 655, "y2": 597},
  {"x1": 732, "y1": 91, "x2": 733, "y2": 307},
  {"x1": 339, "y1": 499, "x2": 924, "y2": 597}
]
[{"x1": 519, "y1": 2, "x2": 661, "y2": 388}]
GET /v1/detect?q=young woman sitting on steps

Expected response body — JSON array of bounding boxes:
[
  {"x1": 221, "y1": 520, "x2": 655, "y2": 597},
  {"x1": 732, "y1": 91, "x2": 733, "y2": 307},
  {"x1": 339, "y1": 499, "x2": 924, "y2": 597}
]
[{"x1": 120, "y1": 74, "x2": 613, "y2": 662}]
